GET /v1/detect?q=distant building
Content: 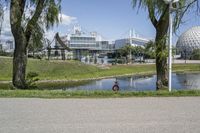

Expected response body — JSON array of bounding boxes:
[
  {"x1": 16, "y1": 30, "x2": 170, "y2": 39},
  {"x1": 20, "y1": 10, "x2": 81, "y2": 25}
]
[
  {"x1": 115, "y1": 37, "x2": 150, "y2": 49},
  {"x1": 57, "y1": 26, "x2": 114, "y2": 51},
  {"x1": 176, "y1": 26, "x2": 200, "y2": 59},
  {"x1": 0, "y1": 39, "x2": 14, "y2": 52},
  {"x1": 69, "y1": 34, "x2": 98, "y2": 50},
  {"x1": 51, "y1": 26, "x2": 150, "y2": 60},
  {"x1": 6, "y1": 40, "x2": 14, "y2": 50},
  {"x1": 96, "y1": 41, "x2": 112, "y2": 50}
]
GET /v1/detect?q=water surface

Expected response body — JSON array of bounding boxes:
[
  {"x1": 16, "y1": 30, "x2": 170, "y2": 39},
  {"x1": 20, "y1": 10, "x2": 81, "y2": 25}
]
[{"x1": 62, "y1": 73, "x2": 200, "y2": 91}]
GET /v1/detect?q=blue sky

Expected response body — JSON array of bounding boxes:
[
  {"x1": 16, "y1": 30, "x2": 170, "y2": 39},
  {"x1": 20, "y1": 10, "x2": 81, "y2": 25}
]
[
  {"x1": 60, "y1": 0, "x2": 154, "y2": 40},
  {"x1": 59, "y1": 0, "x2": 200, "y2": 42},
  {"x1": 1, "y1": 0, "x2": 200, "y2": 43}
]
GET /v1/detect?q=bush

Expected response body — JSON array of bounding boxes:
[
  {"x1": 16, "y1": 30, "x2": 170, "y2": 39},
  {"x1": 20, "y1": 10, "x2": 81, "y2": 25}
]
[
  {"x1": 35, "y1": 55, "x2": 42, "y2": 60},
  {"x1": 0, "y1": 51, "x2": 13, "y2": 57},
  {"x1": 28, "y1": 54, "x2": 42, "y2": 60},
  {"x1": 191, "y1": 49, "x2": 200, "y2": 60},
  {"x1": 26, "y1": 72, "x2": 39, "y2": 89}
]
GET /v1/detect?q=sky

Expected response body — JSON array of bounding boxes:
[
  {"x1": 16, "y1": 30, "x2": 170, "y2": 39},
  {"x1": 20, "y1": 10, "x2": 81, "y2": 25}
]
[
  {"x1": 56, "y1": 0, "x2": 156, "y2": 40},
  {"x1": 60, "y1": 0, "x2": 200, "y2": 42},
  {"x1": 1, "y1": 0, "x2": 200, "y2": 44}
]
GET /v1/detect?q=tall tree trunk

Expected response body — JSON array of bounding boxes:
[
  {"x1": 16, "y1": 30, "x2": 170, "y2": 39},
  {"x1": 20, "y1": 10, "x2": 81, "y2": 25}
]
[
  {"x1": 155, "y1": 29, "x2": 168, "y2": 90},
  {"x1": 10, "y1": 0, "x2": 27, "y2": 89},
  {"x1": 12, "y1": 33, "x2": 28, "y2": 89},
  {"x1": 10, "y1": 0, "x2": 58, "y2": 89},
  {"x1": 145, "y1": 4, "x2": 170, "y2": 90}
]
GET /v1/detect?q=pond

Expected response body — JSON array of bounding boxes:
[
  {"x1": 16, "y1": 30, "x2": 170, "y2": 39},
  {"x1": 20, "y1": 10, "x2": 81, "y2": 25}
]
[{"x1": 61, "y1": 73, "x2": 200, "y2": 91}]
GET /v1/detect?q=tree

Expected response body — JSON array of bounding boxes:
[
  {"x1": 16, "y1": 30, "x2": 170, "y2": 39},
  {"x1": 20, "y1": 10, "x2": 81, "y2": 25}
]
[
  {"x1": 191, "y1": 49, "x2": 200, "y2": 60},
  {"x1": 134, "y1": 46, "x2": 144, "y2": 56},
  {"x1": 144, "y1": 41, "x2": 156, "y2": 59},
  {"x1": 118, "y1": 45, "x2": 134, "y2": 64},
  {"x1": 132, "y1": 0, "x2": 198, "y2": 90},
  {"x1": 28, "y1": 38, "x2": 44, "y2": 57},
  {"x1": 9, "y1": 0, "x2": 61, "y2": 89},
  {"x1": 28, "y1": 20, "x2": 45, "y2": 57}
]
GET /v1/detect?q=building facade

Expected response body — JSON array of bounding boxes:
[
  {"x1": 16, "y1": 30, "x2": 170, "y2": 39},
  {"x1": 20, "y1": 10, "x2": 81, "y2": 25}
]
[
  {"x1": 52, "y1": 26, "x2": 150, "y2": 60},
  {"x1": 0, "y1": 40, "x2": 14, "y2": 52},
  {"x1": 53, "y1": 26, "x2": 114, "y2": 60},
  {"x1": 69, "y1": 35, "x2": 98, "y2": 50},
  {"x1": 115, "y1": 37, "x2": 150, "y2": 49},
  {"x1": 6, "y1": 40, "x2": 14, "y2": 50}
]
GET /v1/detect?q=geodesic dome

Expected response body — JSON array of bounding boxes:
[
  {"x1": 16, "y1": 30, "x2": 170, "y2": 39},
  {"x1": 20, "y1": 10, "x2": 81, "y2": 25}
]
[{"x1": 176, "y1": 26, "x2": 200, "y2": 58}]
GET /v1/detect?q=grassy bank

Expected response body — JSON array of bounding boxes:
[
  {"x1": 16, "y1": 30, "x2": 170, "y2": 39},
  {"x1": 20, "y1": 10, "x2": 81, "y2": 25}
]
[
  {"x1": 0, "y1": 90, "x2": 200, "y2": 98},
  {"x1": 0, "y1": 81, "x2": 93, "y2": 90},
  {"x1": 0, "y1": 57, "x2": 200, "y2": 81}
]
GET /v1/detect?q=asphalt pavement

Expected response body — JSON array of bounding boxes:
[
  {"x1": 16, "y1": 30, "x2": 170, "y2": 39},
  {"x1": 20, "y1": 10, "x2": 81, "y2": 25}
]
[{"x1": 0, "y1": 97, "x2": 200, "y2": 133}]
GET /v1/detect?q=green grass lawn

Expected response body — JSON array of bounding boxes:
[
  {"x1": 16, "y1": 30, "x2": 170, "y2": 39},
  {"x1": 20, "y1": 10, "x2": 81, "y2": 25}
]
[
  {"x1": 0, "y1": 57, "x2": 200, "y2": 97},
  {"x1": 0, "y1": 56, "x2": 200, "y2": 81},
  {"x1": 0, "y1": 90, "x2": 200, "y2": 98}
]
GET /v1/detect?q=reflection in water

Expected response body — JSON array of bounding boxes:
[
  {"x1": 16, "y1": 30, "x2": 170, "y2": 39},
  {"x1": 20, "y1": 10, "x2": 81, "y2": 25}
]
[
  {"x1": 63, "y1": 73, "x2": 200, "y2": 91},
  {"x1": 130, "y1": 77, "x2": 133, "y2": 87},
  {"x1": 176, "y1": 73, "x2": 200, "y2": 89}
]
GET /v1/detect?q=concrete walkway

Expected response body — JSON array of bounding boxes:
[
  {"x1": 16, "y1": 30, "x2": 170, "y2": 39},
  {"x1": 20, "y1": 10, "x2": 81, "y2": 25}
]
[
  {"x1": 145, "y1": 59, "x2": 200, "y2": 64},
  {"x1": 0, "y1": 97, "x2": 200, "y2": 133}
]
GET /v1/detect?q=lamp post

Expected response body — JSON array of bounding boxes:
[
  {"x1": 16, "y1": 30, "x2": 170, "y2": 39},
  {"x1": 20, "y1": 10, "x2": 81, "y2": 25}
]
[{"x1": 163, "y1": 0, "x2": 179, "y2": 92}]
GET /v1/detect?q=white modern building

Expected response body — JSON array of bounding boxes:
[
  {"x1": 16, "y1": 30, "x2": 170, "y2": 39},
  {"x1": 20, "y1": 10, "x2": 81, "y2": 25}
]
[
  {"x1": 69, "y1": 34, "x2": 98, "y2": 50},
  {"x1": 115, "y1": 37, "x2": 150, "y2": 49},
  {"x1": 6, "y1": 40, "x2": 14, "y2": 50},
  {"x1": 51, "y1": 26, "x2": 114, "y2": 60},
  {"x1": 176, "y1": 26, "x2": 200, "y2": 59},
  {"x1": 0, "y1": 39, "x2": 14, "y2": 52},
  {"x1": 51, "y1": 26, "x2": 151, "y2": 60},
  {"x1": 57, "y1": 26, "x2": 114, "y2": 51},
  {"x1": 115, "y1": 29, "x2": 150, "y2": 49}
]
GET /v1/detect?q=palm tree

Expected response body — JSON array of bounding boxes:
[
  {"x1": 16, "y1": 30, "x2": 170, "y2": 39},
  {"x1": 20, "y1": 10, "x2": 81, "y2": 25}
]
[{"x1": 132, "y1": 0, "x2": 197, "y2": 90}]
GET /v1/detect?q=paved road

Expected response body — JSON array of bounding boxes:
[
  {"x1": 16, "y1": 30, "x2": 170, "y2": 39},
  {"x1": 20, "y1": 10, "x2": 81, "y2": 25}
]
[{"x1": 0, "y1": 97, "x2": 200, "y2": 133}]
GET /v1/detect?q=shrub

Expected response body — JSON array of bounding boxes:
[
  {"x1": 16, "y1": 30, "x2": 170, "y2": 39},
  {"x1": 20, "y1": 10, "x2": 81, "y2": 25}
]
[
  {"x1": 191, "y1": 49, "x2": 200, "y2": 60},
  {"x1": 26, "y1": 72, "x2": 39, "y2": 89}
]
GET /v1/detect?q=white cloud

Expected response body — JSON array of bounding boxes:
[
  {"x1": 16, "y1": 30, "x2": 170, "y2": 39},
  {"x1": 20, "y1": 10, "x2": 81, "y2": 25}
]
[
  {"x1": 59, "y1": 13, "x2": 77, "y2": 26},
  {"x1": 44, "y1": 13, "x2": 78, "y2": 42},
  {"x1": 0, "y1": 10, "x2": 77, "y2": 42}
]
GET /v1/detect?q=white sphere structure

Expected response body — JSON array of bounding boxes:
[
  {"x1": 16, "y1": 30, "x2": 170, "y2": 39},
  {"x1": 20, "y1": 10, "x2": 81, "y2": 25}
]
[{"x1": 176, "y1": 26, "x2": 200, "y2": 59}]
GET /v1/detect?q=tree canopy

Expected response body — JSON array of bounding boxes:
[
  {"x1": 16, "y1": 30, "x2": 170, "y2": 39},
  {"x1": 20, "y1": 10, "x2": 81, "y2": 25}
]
[{"x1": 132, "y1": 0, "x2": 199, "y2": 31}]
